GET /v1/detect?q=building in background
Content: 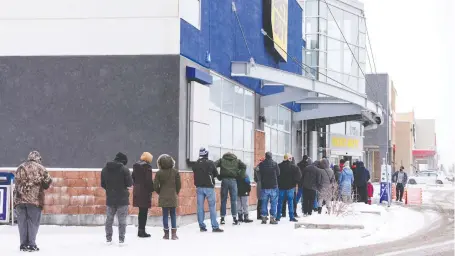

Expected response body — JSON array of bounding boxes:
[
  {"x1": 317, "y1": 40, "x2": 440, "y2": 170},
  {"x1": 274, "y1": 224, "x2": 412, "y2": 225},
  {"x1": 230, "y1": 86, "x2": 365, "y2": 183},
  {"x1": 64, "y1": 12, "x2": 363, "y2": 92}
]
[
  {"x1": 363, "y1": 74, "x2": 397, "y2": 181},
  {"x1": 413, "y1": 119, "x2": 438, "y2": 171},
  {"x1": 395, "y1": 111, "x2": 417, "y2": 174}
]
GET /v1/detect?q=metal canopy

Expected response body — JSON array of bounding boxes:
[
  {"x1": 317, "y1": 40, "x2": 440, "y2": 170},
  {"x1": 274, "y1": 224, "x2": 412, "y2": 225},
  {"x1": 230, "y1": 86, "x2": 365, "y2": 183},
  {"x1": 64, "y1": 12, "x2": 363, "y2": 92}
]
[{"x1": 231, "y1": 61, "x2": 383, "y2": 124}]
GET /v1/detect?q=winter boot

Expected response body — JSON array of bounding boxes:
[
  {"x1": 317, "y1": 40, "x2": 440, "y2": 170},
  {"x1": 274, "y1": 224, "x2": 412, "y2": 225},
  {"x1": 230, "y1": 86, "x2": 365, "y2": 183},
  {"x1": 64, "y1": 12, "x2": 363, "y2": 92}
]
[
  {"x1": 290, "y1": 218, "x2": 298, "y2": 222},
  {"x1": 238, "y1": 213, "x2": 244, "y2": 222},
  {"x1": 261, "y1": 216, "x2": 267, "y2": 224},
  {"x1": 163, "y1": 229, "x2": 170, "y2": 240},
  {"x1": 20, "y1": 245, "x2": 29, "y2": 252},
  {"x1": 317, "y1": 207, "x2": 322, "y2": 214},
  {"x1": 220, "y1": 217, "x2": 225, "y2": 225},
  {"x1": 233, "y1": 217, "x2": 240, "y2": 225},
  {"x1": 28, "y1": 245, "x2": 40, "y2": 252},
  {"x1": 269, "y1": 217, "x2": 278, "y2": 225},
  {"x1": 171, "y1": 228, "x2": 179, "y2": 240},
  {"x1": 243, "y1": 214, "x2": 253, "y2": 223},
  {"x1": 138, "y1": 229, "x2": 151, "y2": 238},
  {"x1": 200, "y1": 227, "x2": 208, "y2": 232},
  {"x1": 213, "y1": 228, "x2": 224, "y2": 233}
]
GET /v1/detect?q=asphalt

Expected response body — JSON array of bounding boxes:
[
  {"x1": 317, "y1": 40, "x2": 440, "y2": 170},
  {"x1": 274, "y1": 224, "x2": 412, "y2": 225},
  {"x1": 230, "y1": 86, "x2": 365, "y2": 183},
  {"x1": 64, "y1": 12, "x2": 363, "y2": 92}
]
[{"x1": 305, "y1": 189, "x2": 455, "y2": 256}]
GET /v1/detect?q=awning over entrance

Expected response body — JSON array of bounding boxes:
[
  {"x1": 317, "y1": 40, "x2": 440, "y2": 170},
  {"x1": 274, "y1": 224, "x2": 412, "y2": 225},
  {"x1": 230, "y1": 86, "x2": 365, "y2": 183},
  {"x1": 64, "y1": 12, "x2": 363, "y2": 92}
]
[{"x1": 231, "y1": 61, "x2": 383, "y2": 126}]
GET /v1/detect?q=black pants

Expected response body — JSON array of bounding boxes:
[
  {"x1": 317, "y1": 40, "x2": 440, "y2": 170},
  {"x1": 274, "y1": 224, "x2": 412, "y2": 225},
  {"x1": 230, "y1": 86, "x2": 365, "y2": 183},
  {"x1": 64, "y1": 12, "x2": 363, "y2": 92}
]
[
  {"x1": 396, "y1": 183, "x2": 404, "y2": 201},
  {"x1": 257, "y1": 199, "x2": 262, "y2": 219},
  {"x1": 281, "y1": 191, "x2": 298, "y2": 215},
  {"x1": 138, "y1": 207, "x2": 148, "y2": 230},
  {"x1": 302, "y1": 188, "x2": 316, "y2": 215},
  {"x1": 356, "y1": 185, "x2": 368, "y2": 204}
]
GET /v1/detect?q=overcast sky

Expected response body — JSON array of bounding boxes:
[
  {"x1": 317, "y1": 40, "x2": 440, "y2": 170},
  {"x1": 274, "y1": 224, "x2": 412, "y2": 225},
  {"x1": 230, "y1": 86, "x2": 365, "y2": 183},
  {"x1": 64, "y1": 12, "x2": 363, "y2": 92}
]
[{"x1": 362, "y1": 0, "x2": 454, "y2": 167}]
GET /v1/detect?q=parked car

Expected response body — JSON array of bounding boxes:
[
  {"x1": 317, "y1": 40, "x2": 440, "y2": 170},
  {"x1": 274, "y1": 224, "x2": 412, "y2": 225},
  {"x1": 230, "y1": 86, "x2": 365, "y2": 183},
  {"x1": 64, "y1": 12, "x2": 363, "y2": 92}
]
[{"x1": 408, "y1": 171, "x2": 445, "y2": 185}]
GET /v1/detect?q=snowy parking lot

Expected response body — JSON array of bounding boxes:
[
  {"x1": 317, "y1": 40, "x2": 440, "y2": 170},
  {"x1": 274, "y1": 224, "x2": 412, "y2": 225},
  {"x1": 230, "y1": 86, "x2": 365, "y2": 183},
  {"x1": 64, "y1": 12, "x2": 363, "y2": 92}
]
[{"x1": 0, "y1": 202, "x2": 428, "y2": 256}]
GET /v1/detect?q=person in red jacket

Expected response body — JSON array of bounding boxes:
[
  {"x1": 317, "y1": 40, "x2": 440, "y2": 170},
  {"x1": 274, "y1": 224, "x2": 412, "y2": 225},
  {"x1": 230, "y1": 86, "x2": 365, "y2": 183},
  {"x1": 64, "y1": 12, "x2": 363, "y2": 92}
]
[{"x1": 367, "y1": 182, "x2": 374, "y2": 205}]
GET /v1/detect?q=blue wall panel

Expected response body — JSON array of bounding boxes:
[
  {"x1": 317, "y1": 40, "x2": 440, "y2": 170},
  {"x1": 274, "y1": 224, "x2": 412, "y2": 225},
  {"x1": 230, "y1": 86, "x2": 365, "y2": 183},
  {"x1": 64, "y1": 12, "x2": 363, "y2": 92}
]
[{"x1": 181, "y1": 0, "x2": 303, "y2": 94}]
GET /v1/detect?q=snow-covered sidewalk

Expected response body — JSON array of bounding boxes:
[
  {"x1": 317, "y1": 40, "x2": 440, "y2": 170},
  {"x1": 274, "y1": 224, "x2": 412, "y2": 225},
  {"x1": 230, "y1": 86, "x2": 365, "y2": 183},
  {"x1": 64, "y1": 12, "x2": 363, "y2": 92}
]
[{"x1": 0, "y1": 203, "x2": 427, "y2": 256}]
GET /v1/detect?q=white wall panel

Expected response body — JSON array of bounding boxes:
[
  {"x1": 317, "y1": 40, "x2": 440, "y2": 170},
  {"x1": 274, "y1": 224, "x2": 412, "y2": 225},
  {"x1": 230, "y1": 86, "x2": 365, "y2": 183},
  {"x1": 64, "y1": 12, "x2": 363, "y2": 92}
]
[{"x1": 0, "y1": 0, "x2": 180, "y2": 56}]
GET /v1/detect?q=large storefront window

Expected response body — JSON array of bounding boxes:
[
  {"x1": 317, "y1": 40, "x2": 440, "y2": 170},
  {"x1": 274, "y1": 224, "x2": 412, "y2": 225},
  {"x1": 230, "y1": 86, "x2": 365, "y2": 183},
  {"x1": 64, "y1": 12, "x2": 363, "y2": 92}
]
[
  {"x1": 209, "y1": 73, "x2": 255, "y2": 178},
  {"x1": 264, "y1": 105, "x2": 292, "y2": 162}
]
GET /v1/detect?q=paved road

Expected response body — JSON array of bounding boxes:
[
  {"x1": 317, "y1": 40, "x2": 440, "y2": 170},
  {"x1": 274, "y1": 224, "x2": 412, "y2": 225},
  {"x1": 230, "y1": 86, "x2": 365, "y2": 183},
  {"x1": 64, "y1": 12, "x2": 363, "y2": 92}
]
[{"x1": 306, "y1": 189, "x2": 454, "y2": 256}]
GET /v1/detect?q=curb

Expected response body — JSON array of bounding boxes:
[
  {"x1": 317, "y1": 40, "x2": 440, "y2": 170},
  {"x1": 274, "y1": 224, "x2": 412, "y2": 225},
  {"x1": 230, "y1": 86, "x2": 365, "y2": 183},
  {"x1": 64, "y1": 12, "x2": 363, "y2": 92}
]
[
  {"x1": 359, "y1": 210, "x2": 382, "y2": 215},
  {"x1": 295, "y1": 222, "x2": 365, "y2": 230}
]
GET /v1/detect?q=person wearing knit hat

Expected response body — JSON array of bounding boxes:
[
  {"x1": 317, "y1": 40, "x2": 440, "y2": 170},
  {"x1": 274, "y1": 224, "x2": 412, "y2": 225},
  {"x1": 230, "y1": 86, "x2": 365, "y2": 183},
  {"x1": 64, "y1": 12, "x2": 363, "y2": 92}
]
[
  {"x1": 192, "y1": 148, "x2": 223, "y2": 233},
  {"x1": 277, "y1": 153, "x2": 301, "y2": 222},
  {"x1": 132, "y1": 152, "x2": 154, "y2": 238}
]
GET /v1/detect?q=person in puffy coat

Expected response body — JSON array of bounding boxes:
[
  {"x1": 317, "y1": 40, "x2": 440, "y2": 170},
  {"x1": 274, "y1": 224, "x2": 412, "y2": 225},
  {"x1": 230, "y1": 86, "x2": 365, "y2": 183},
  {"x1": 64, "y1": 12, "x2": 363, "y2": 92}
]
[
  {"x1": 154, "y1": 154, "x2": 181, "y2": 240},
  {"x1": 318, "y1": 158, "x2": 335, "y2": 214},
  {"x1": 354, "y1": 161, "x2": 370, "y2": 204},
  {"x1": 301, "y1": 160, "x2": 323, "y2": 216},
  {"x1": 14, "y1": 151, "x2": 52, "y2": 252},
  {"x1": 339, "y1": 161, "x2": 354, "y2": 203},
  {"x1": 254, "y1": 157, "x2": 265, "y2": 220},
  {"x1": 237, "y1": 174, "x2": 252, "y2": 223},
  {"x1": 132, "y1": 152, "x2": 154, "y2": 238}
]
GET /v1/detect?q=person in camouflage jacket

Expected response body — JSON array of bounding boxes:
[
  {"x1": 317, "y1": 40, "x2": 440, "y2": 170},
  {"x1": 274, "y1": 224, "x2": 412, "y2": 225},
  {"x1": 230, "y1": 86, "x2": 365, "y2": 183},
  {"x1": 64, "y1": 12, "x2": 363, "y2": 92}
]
[{"x1": 14, "y1": 151, "x2": 52, "y2": 252}]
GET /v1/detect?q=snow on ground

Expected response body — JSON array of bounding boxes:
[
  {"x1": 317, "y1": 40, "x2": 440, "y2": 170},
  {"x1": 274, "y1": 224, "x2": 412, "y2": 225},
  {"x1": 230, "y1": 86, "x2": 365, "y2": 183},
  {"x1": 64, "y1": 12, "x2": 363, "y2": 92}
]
[{"x1": 0, "y1": 203, "x2": 427, "y2": 256}]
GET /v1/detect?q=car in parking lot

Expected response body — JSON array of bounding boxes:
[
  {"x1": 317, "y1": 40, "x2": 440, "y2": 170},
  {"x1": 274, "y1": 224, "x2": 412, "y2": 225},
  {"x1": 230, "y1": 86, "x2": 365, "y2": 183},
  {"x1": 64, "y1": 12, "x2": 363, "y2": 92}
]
[{"x1": 408, "y1": 170, "x2": 445, "y2": 185}]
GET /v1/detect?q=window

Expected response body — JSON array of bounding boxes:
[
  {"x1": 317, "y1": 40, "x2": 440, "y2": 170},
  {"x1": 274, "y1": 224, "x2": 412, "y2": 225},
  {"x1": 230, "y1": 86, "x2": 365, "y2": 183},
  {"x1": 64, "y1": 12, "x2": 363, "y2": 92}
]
[
  {"x1": 208, "y1": 72, "x2": 255, "y2": 179},
  {"x1": 180, "y1": 0, "x2": 201, "y2": 29},
  {"x1": 264, "y1": 105, "x2": 292, "y2": 160}
]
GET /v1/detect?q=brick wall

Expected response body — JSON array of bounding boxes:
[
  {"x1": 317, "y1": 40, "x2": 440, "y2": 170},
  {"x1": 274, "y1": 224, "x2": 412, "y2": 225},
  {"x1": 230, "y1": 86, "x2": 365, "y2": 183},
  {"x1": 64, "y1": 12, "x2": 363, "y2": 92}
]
[
  {"x1": 254, "y1": 129, "x2": 266, "y2": 165},
  {"x1": 43, "y1": 171, "x2": 257, "y2": 217}
]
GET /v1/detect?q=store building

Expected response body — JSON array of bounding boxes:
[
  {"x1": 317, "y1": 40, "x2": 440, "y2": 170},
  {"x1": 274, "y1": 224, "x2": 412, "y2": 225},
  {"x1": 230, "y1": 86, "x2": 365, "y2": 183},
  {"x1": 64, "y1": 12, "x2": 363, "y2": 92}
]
[
  {"x1": 413, "y1": 119, "x2": 438, "y2": 170},
  {"x1": 363, "y1": 74, "x2": 397, "y2": 181},
  {"x1": 395, "y1": 111, "x2": 417, "y2": 174},
  {"x1": 0, "y1": 0, "x2": 382, "y2": 225}
]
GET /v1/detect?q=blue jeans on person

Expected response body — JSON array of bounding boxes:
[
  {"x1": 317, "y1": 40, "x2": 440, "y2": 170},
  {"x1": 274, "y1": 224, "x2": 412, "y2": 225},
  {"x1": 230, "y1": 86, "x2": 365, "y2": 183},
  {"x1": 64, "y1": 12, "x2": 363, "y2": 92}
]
[
  {"x1": 197, "y1": 187, "x2": 219, "y2": 230},
  {"x1": 162, "y1": 207, "x2": 177, "y2": 229},
  {"x1": 220, "y1": 179, "x2": 238, "y2": 217},
  {"x1": 261, "y1": 188, "x2": 278, "y2": 218},
  {"x1": 276, "y1": 188, "x2": 295, "y2": 220}
]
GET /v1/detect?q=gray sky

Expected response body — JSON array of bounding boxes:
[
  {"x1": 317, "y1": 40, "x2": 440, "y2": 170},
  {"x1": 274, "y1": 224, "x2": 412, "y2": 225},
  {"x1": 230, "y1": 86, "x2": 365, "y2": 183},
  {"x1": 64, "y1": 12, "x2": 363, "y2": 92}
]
[{"x1": 362, "y1": 0, "x2": 454, "y2": 167}]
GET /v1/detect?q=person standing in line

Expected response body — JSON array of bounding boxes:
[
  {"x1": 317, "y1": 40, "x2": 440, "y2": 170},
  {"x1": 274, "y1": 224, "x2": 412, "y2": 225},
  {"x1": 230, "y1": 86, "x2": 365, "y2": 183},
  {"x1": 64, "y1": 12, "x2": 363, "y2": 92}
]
[
  {"x1": 318, "y1": 159, "x2": 335, "y2": 214},
  {"x1": 215, "y1": 152, "x2": 246, "y2": 225},
  {"x1": 236, "y1": 173, "x2": 253, "y2": 223},
  {"x1": 132, "y1": 152, "x2": 154, "y2": 238},
  {"x1": 154, "y1": 154, "x2": 181, "y2": 240},
  {"x1": 101, "y1": 152, "x2": 133, "y2": 245},
  {"x1": 296, "y1": 156, "x2": 311, "y2": 214},
  {"x1": 14, "y1": 151, "x2": 52, "y2": 252},
  {"x1": 258, "y1": 152, "x2": 280, "y2": 224},
  {"x1": 339, "y1": 161, "x2": 354, "y2": 203},
  {"x1": 301, "y1": 160, "x2": 323, "y2": 216},
  {"x1": 353, "y1": 161, "x2": 370, "y2": 204},
  {"x1": 392, "y1": 166, "x2": 408, "y2": 202},
  {"x1": 192, "y1": 148, "x2": 224, "y2": 233},
  {"x1": 254, "y1": 157, "x2": 265, "y2": 220},
  {"x1": 276, "y1": 154, "x2": 301, "y2": 222}
]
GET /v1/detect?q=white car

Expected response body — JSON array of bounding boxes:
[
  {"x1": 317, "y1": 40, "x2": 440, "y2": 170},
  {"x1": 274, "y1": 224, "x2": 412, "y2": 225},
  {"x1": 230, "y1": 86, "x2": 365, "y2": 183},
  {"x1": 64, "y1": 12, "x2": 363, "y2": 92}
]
[{"x1": 408, "y1": 171, "x2": 445, "y2": 185}]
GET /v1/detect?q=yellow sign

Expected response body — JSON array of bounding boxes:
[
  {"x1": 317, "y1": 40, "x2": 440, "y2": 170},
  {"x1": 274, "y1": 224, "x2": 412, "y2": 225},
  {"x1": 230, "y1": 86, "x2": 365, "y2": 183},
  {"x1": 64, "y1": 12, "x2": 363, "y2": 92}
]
[
  {"x1": 271, "y1": 0, "x2": 288, "y2": 61},
  {"x1": 330, "y1": 136, "x2": 360, "y2": 149}
]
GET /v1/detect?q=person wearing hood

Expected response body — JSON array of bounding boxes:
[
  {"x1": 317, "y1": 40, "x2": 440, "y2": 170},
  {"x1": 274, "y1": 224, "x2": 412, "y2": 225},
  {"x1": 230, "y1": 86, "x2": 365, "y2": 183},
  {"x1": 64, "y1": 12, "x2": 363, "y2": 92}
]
[
  {"x1": 14, "y1": 151, "x2": 52, "y2": 252},
  {"x1": 339, "y1": 161, "x2": 354, "y2": 203},
  {"x1": 254, "y1": 157, "x2": 265, "y2": 220},
  {"x1": 154, "y1": 154, "x2": 181, "y2": 240},
  {"x1": 353, "y1": 161, "x2": 370, "y2": 204},
  {"x1": 132, "y1": 152, "x2": 154, "y2": 238},
  {"x1": 192, "y1": 148, "x2": 223, "y2": 232},
  {"x1": 277, "y1": 154, "x2": 301, "y2": 222},
  {"x1": 215, "y1": 152, "x2": 246, "y2": 225},
  {"x1": 317, "y1": 158, "x2": 335, "y2": 214},
  {"x1": 296, "y1": 156, "x2": 311, "y2": 214},
  {"x1": 301, "y1": 160, "x2": 323, "y2": 216},
  {"x1": 101, "y1": 152, "x2": 133, "y2": 245},
  {"x1": 258, "y1": 152, "x2": 280, "y2": 224}
]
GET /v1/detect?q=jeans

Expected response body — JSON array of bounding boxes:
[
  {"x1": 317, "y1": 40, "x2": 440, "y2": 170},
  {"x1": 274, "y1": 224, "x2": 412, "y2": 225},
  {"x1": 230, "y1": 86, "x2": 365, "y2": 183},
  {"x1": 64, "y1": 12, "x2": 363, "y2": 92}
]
[
  {"x1": 162, "y1": 207, "x2": 177, "y2": 229},
  {"x1": 261, "y1": 188, "x2": 278, "y2": 218},
  {"x1": 302, "y1": 188, "x2": 316, "y2": 215},
  {"x1": 138, "y1": 207, "x2": 148, "y2": 230},
  {"x1": 237, "y1": 196, "x2": 249, "y2": 215},
  {"x1": 16, "y1": 204, "x2": 42, "y2": 247},
  {"x1": 277, "y1": 188, "x2": 295, "y2": 220},
  {"x1": 396, "y1": 183, "x2": 404, "y2": 201},
  {"x1": 196, "y1": 187, "x2": 219, "y2": 230},
  {"x1": 220, "y1": 179, "x2": 238, "y2": 217},
  {"x1": 105, "y1": 205, "x2": 128, "y2": 241},
  {"x1": 281, "y1": 190, "x2": 297, "y2": 215}
]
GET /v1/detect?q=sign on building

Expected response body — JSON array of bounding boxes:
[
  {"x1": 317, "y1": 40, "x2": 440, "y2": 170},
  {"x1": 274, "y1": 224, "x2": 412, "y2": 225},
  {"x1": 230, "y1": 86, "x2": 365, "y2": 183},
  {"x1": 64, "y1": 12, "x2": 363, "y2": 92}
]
[
  {"x1": 263, "y1": 0, "x2": 288, "y2": 62},
  {"x1": 328, "y1": 134, "x2": 363, "y2": 156}
]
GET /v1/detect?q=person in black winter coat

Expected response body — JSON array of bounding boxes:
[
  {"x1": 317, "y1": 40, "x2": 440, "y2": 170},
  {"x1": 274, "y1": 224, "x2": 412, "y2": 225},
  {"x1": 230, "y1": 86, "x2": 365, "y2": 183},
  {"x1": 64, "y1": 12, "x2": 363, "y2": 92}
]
[
  {"x1": 132, "y1": 152, "x2": 154, "y2": 238},
  {"x1": 237, "y1": 175, "x2": 253, "y2": 223},
  {"x1": 296, "y1": 156, "x2": 311, "y2": 215},
  {"x1": 101, "y1": 152, "x2": 133, "y2": 244},
  {"x1": 258, "y1": 152, "x2": 280, "y2": 224},
  {"x1": 192, "y1": 148, "x2": 223, "y2": 233},
  {"x1": 277, "y1": 154, "x2": 302, "y2": 222},
  {"x1": 301, "y1": 160, "x2": 323, "y2": 216},
  {"x1": 353, "y1": 161, "x2": 370, "y2": 204}
]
